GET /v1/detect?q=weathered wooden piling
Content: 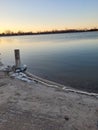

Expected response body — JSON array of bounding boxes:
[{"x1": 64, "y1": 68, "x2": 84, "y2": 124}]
[{"x1": 14, "y1": 49, "x2": 21, "y2": 68}]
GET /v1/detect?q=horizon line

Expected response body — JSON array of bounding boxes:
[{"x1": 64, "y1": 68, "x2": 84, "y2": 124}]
[
  {"x1": 0, "y1": 27, "x2": 98, "y2": 34},
  {"x1": 0, "y1": 28, "x2": 98, "y2": 37}
]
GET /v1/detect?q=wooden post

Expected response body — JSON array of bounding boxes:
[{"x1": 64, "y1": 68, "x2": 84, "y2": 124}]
[{"x1": 14, "y1": 49, "x2": 21, "y2": 68}]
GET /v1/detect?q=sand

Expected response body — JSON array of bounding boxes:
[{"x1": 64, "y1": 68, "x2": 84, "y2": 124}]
[{"x1": 0, "y1": 69, "x2": 98, "y2": 130}]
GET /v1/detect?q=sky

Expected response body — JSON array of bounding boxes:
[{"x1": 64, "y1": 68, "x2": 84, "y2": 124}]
[{"x1": 0, "y1": 0, "x2": 98, "y2": 33}]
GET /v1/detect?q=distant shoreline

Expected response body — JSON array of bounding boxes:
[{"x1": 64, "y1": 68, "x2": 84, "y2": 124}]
[{"x1": 0, "y1": 29, "x2": 98, "y2": 37}]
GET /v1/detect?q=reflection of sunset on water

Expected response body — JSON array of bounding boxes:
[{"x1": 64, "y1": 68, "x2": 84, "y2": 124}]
[{"x1": 0, "y1": 32, "x2": 98, "y2": 93}]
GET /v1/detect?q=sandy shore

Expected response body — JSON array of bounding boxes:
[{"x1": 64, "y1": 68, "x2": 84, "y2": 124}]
[{"x1": 0, "y1": 69, "x2": 98, "y2": 130}]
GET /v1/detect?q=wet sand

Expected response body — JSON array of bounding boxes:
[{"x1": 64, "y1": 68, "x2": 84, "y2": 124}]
[{"x1": 0, "y1": 70, "x2": 98, "y2": 130}]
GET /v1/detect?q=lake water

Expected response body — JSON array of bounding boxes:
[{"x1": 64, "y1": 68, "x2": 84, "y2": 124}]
[{"x1": 0, "y1": 31, "x2": 98, "y2": 93}]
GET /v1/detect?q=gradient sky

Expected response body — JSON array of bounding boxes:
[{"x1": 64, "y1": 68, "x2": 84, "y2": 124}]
[{"x1": 0, "y1": 0, "x2": 98, "y2": 33}]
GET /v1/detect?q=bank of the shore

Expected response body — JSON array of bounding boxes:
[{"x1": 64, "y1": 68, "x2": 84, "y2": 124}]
[{"x1": 0, "y1": 69, "x2": 98, "y2": 130}]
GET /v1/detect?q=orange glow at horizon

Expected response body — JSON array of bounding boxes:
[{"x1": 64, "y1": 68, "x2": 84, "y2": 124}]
[
  {"x1": 0, "y1": 0, "x2": 98, "y2": 34},
  {"x1": 0, "y1": 23, "x2": 98, "y2": 34}
]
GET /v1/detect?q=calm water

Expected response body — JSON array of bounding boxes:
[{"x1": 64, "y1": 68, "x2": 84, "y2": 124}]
[{"x1": 0, "y1": 32, "x2": 98, "y2": 93}]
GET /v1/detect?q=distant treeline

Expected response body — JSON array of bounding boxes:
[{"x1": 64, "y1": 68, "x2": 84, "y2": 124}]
[{"x1": 0, "y1": 28, "x2": 98, "y2": 37}]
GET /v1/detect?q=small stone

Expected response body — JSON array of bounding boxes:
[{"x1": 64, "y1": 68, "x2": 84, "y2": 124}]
[{"x1": 64, "y1": 115, "x2": 69, "y2": 121}]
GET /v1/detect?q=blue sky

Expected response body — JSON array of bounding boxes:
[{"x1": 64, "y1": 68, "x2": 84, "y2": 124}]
[{"x1": 0, "y1": 0, "x2": 98, "y2": 33}]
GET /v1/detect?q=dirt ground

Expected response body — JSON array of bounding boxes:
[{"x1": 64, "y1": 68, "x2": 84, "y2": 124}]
[{"x1": 0, "y1": 71, "x2": 98, "y2": 130}]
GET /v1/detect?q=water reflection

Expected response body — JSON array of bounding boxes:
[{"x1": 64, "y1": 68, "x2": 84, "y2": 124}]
[{"x1": 0, "y1": 32, "x2": 98, "y2": 92}]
